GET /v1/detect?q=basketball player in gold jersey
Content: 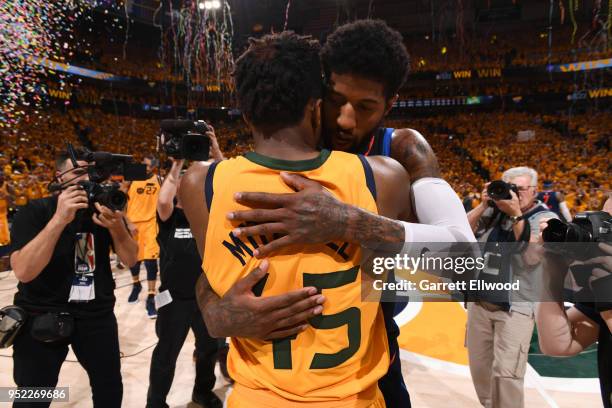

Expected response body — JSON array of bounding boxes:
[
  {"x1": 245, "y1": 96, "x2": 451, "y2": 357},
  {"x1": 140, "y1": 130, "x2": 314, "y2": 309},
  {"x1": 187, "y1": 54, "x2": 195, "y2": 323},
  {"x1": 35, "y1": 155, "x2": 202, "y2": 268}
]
[
  {"x1": 0, "y1": 173, "x2": 11, "y2": 247},
  {"x1": 181, "y1": 32, "x2": 412, "y2": 407},
  {"x1": 0, "y1": 172, "x2": 12, "y2": 273},
  {"x1": 125, "y1": 155, "x2": 161, "y2": 318}
]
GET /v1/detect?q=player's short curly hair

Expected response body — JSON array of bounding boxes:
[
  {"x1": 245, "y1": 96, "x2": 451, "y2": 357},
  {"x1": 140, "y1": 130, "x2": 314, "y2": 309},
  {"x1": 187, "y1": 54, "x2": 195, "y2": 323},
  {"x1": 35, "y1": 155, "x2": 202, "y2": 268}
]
[
  {"x1": 234, "y1": 31, "x2": 322, "y2": 132},
  {"x1": 320, "y1": 19, "x2": 410, "y2": 99}
]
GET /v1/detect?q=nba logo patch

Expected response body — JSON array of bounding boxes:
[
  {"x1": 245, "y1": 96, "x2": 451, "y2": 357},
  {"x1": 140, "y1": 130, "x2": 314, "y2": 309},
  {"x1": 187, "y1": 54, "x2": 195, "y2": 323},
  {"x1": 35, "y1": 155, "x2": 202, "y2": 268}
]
[{"x1": 74, "y1": 232, "x2": 96, "y2": 274}]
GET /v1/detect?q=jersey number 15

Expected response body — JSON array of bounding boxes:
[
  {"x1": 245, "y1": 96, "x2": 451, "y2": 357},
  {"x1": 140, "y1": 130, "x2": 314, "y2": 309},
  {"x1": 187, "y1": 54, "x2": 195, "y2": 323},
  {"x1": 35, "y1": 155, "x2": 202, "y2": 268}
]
[{"x1": 269, "y1": 265, "x2": 361, "y2": 370}]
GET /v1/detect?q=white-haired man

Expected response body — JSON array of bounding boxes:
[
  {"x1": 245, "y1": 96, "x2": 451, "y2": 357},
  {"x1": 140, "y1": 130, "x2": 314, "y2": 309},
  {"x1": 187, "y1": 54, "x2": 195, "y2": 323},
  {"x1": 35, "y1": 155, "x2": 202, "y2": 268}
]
[{"x1": 466, "y1": 166, "x2": 558, "y2": 408}]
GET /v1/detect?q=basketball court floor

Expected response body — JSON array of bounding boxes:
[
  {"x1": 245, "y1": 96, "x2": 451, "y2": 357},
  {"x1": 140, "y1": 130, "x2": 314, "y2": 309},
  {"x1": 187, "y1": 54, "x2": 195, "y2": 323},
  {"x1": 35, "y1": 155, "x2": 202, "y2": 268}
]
[{"x1": 0, "y1": 267, "x2": 602, "y2": 407}]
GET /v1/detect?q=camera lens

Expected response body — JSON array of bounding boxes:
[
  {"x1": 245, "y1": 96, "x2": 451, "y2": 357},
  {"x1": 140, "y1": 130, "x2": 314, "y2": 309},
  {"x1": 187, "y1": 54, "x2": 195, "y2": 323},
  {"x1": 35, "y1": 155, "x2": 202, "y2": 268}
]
[
  {"x1": 565, "y1": 223, "x2": 593, "y2": 243},
  {"x1": 541, "y1": 218, "x2": 569, "y2": 242},
  {"x1": 542, "y1": 218, "x2": 593, "y2": 243},
  {"x1": 109, "y1": 191, "x2": 127, "y2": 211},
  {"x1": 95, "y1": 189, "x2": 127, "y2": 211},
  {"x1": 487, "y1": 180, "x2": 510, "y2": 200}
]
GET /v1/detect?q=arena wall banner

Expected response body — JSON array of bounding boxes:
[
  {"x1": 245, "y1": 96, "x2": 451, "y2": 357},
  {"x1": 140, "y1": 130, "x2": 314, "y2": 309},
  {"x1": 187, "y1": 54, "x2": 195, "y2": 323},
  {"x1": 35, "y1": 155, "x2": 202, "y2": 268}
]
[
  {"x1": 432, "y1": 60, "x2": 610, "y2": 81},
  {"x1": 547, "y1": 57, "x2": 612, "y2": 73},
  {"x1": 586, "y1": 87, "x2": 612, "y2": 98},
  {"x1": 393, "y1": 95, "x2": 495, "y2": 108},
  {"x1": 24, "y1": 55, "x2": 127, "y2": 81},
  {"x1": 48, "y1": 87, "x2": 72, "y2": 100},
  {"x1": 436, "y1": 67, "x2": 503, "y2": 80},
  {"x1": 567, "y1": 87, "x2": 612, "y2": 100}
]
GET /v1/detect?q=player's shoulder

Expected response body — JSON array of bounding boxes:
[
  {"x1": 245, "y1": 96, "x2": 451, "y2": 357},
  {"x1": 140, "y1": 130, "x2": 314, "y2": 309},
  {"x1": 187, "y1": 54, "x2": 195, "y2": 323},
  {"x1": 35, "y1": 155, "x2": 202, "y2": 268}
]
[
  {"x1": 364, "y1": 155, "x2": 409, "y2": 190},
  {"x1": 364, "y1": 155, "x2": 405, "y2": 174},
  {"x1": 182, "y1": 158, "x2": 235, "y2": 187},
  {"x1": 327, "y1": 150, "x2": 371, "y2": 170},
  {"x1": 389, "y1": 127, "x2": 441, "y2": 180},
  {"x1": 390, "y1": 128, "x2": 430, "y2": 152},
  {"x1": 364, "y1": 155, "x2": 411, "y2": 219},
  {"x1": 391, "y1": 127, "x2": 426, "y2": 139},
  {"x1": 182, "y1": 160, "x2": 215, "y2": 188},
  {"x1": 328, "y1": 150, "x2": 357, "y2": 161}
]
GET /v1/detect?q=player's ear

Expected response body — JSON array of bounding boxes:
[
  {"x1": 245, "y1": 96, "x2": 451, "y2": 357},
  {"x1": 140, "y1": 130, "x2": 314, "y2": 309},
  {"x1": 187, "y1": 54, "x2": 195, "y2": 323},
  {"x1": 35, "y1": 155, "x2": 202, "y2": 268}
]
[
  {"x1": 310, "y1": 98, "x2": 322, "y2": 142},
  {"x1": 384, "y1": 94, "x2": 399, "y2": 116},
  {"x1": 313, "y1": 98, "x2": 322, "y2": 130},
  {"x1": 242, "y1": 114, "x2": 255, "y2": 133}
]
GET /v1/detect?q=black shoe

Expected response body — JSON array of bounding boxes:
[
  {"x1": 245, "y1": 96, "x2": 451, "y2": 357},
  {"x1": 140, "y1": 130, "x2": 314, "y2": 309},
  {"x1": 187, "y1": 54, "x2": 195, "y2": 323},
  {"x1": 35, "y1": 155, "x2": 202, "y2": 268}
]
[
  {"x1": 146, "y1": 295, "x2": 157, "y2": 319},
  {"x1": 128, "y1": 283, "x2": 142, "y2": 304},
  {"x1": 192, "y1": 391, "x2": 222, "y2": 408}
]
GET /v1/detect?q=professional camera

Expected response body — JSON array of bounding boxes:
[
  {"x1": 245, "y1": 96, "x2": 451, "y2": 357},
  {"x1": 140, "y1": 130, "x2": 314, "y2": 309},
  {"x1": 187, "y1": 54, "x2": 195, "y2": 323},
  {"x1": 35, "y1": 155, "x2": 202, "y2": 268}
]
[
  {"x1": 49, "y1": 143, "x2": 147, "y2": 212},
  {"x1": 542, "y1": 211, "x2": 611, "y2": 254},
  {"x1": 542, "y1": 211, "x2": 612, "y2": 286},
  {"x1": 487, "y1": 180, "x2": 519, "y2": 201},
  {"x1": 159, "y1": 119, "x2": 211, "y2": 161},
  {"x1": 79, "y1": 150, "x2": 147, "y2": 184},
  {"x1": 77, "y1": 181, "x2": 127, "y2": 212}
]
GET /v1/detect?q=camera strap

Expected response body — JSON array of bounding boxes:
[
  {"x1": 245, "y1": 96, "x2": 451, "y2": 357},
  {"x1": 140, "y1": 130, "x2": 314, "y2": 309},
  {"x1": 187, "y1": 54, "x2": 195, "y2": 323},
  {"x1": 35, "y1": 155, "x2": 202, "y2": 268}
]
[{"x1": 68, "y1": 231, "x2": 96, "y2": 303}]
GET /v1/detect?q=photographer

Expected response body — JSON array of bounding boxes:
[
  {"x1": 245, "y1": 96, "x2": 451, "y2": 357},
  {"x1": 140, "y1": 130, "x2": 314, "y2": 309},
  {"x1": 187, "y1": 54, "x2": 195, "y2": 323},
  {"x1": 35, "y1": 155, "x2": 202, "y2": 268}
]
[
  {"x1": 9, "y1": 149, "x2": 138, "y2": 407},
  {"x1": 146, "y1": 127, "x2": 223, "y2": 408},
  {"x1": 536, "y1": 195, "x2": 612, "y2": 408},
  {"x1": 465, "y1": 166, "x2": 558, "y2": 408}
]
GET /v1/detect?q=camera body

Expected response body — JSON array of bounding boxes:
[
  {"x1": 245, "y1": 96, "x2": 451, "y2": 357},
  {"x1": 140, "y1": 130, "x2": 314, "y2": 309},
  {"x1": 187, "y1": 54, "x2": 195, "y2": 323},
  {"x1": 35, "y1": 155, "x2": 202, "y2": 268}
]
[
  {"x1": 48, "y1": 143, "x2": 147, "y2": 213},
  {"x1": 542, "y1": 211, "x2": 612, "y2": 287},
  {"x1": 78, "y1": 181, "x2": 127, "y2": 212},
  {"x1": 84, "y1": 151, "x2": 147, "y2": 183},
  {"x1": 159, "y1": 119, "x2": 211, "y2": 161},
  {"x1": 542, "y1": 211, "x2": 612, "y2": 259},
  {"x1": 487, "y1": 180, "x2": 519, "y2": 201}
]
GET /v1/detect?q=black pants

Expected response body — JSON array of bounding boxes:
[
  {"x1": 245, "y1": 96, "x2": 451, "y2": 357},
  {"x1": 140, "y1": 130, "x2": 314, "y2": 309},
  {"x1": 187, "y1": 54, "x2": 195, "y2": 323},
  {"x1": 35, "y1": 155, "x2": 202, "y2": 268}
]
[
  {"x1": 378, "y1": 334, "x2": 411, "y2": 408},
  {"x1": 12, "y1": 311, "x2": 122, "y2": 408},
  {"x1": 379, "y1": 301, "x2": 411, "y2": 408},
  {"x1": 146, "y1": 297, "x2": 218, "y2": 408},
  {"x1": 131, "y1": 260, "x2": 159, "y2": 281}
]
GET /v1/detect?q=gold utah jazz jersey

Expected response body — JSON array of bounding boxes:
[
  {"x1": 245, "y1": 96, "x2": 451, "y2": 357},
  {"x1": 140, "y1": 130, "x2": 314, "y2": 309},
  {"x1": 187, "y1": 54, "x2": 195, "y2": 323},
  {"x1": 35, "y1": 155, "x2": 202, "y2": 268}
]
[
  {"x1": 126, "y1": 174, "x2": 160, "y2": 223},
  {"x1": 202, "y1": 149, "x2": 389, "y2": 404}
]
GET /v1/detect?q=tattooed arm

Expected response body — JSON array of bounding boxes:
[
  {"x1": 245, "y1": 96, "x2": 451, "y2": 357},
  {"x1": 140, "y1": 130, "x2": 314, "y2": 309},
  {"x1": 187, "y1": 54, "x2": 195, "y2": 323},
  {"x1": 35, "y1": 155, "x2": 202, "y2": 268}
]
[
  {"x1": 229, "y1": 128, "x2": 443, "y2": 254},
  {"x1": 230, "y1": 171, "x2": 406, "y2": 257},
  {"x1": 230, "y1": 127, "x2": 475, "y2": 256},
  {"x1": 196, "y1": 261, "x2": 325, "y2": 339},
  {"x1": 390, "y1": 128, "x2": 441, "y2": 182},
  {"x1": 344, "y1": 207, "x2": 406, "y2": 245}
]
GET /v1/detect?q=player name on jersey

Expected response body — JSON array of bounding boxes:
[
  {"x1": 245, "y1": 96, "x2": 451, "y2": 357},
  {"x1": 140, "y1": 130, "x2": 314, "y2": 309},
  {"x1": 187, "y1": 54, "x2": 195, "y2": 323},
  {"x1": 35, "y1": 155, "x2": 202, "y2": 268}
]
[{"x1": 222, "y1": 224, "x2": 352, "y2": 266}]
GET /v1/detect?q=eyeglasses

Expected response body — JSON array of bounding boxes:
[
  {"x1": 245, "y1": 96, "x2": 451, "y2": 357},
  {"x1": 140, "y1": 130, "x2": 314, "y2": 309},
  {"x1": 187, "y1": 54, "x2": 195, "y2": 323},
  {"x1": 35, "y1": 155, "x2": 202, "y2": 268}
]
[{"x1": 70, "y1": 169, "x2": 88, "y2": 177}]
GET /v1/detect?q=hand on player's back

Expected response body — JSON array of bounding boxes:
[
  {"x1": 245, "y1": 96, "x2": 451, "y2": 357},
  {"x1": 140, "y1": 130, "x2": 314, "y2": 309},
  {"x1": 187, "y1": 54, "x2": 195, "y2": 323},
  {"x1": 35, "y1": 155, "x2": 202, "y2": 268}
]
[
  {"x1": 227, "y1": 172, "x2": 348, "y2": 258},
  {"x1": 209, "y1": 260, "x2": 326, "y2": 340}
]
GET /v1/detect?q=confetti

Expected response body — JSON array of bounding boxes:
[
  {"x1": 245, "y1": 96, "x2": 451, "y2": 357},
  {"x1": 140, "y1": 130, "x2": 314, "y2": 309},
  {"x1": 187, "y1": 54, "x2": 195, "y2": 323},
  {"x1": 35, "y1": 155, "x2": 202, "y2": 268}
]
[
  {"x1": 0, "y1": 0, "x2": 98, "y2": 129},
  {"x1": 165, "y1": 0, "x2": 236, "y2": 104}
]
